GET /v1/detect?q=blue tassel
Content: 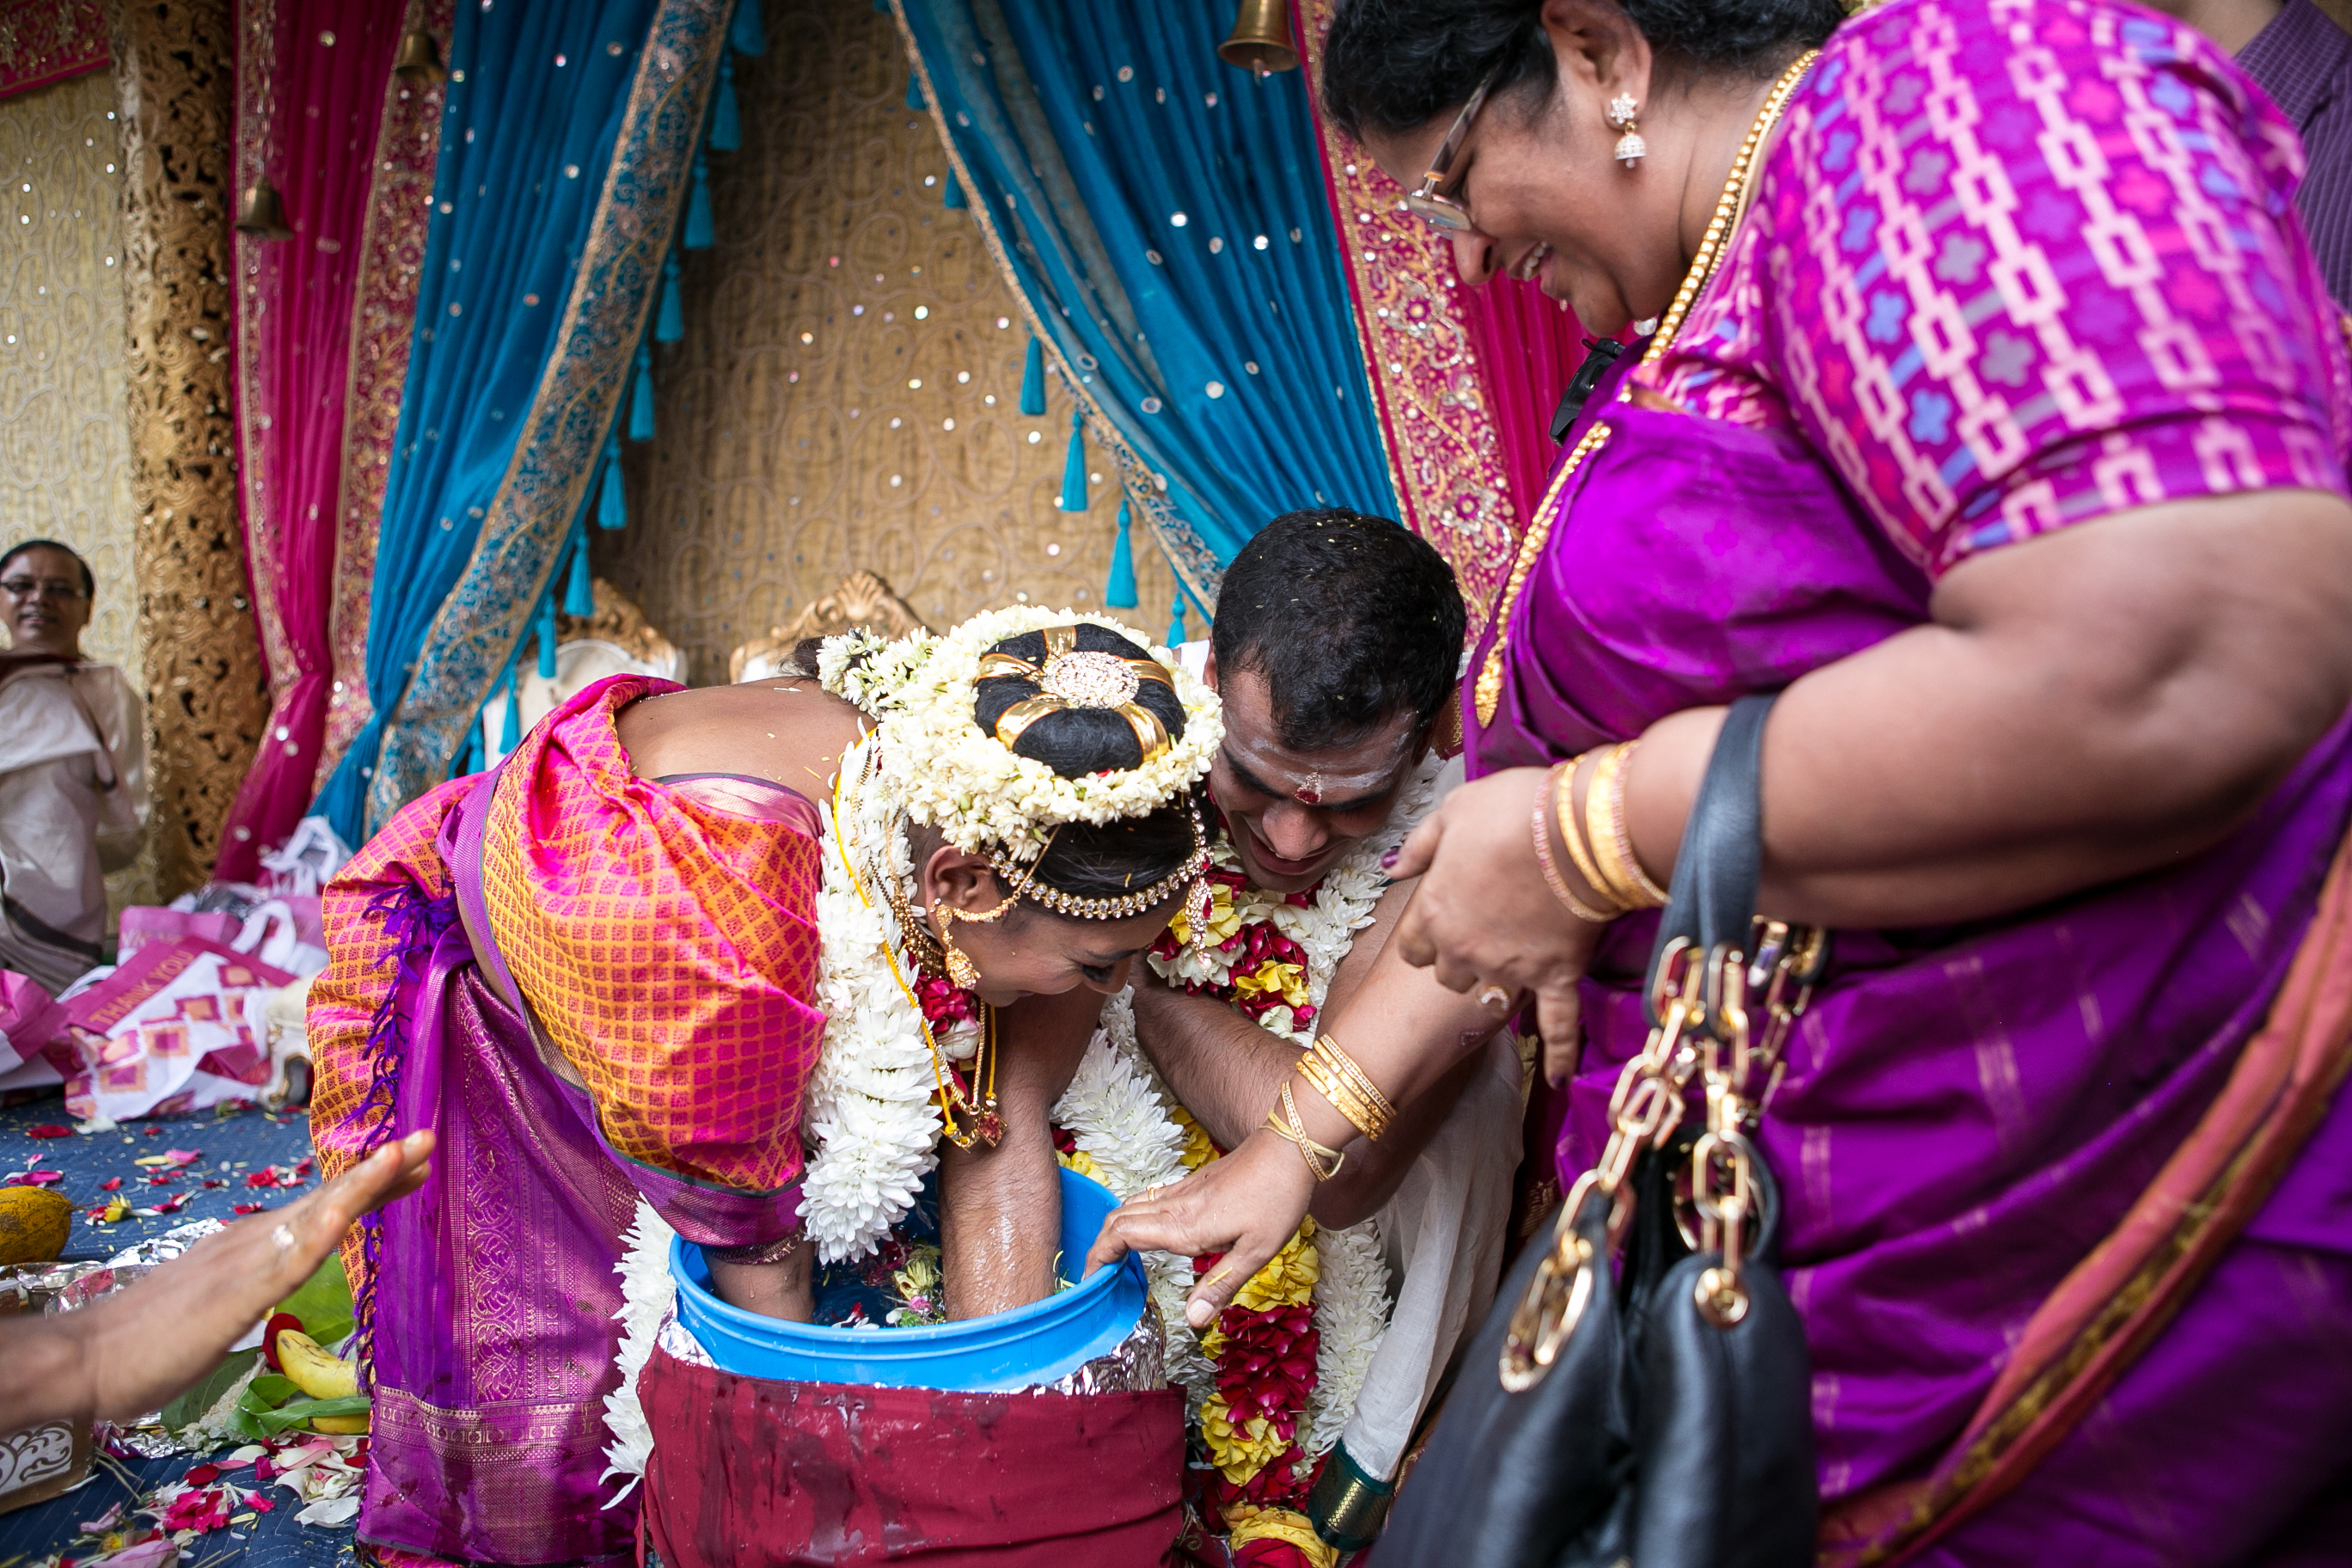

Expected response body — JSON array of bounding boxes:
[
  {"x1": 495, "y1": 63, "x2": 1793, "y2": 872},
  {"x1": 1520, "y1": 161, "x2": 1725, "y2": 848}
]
[
  {"x1": 565, "y1": 526, "x2": 594, "y2": 616},
  {"x1": 730, "y1": 0, "x2": 766, "y2": 55},
  {"x1": 655, "y1": 252, "x2": 684, "y2": 343},
  {"x1": 1167, "y1": 597, "x2": 1187, "y2": 649},
  {"x1": 683, "y1": 156, "x2": 714, "y2": 250},
  {"x1": 462, "y1": 716, "x2": 485, "y2": 776},
  {"x1": 629, "y1": 340, "x2": 656, "y2": 442},
  {"x1": 1059, "y1": 409, "x2": 1087, "y2": 511},
  {"x1": 500, "y1": 664, "x2": 523, "y2": 754},
  {"x1": 536, "y1": 586, "x2": 559, "y2": 678},
  {"x1": 1106, "y1": 499, "x2": 1137, "y2": 608},
  {"x1": 1019, "y1": 335, "x2": 1046, "y2": 417},
  {"x1": 943, "y1": 170, "x2": 966, "y2": 209},
  {"x1": 597, "y1": 435, "x2": 627, "y2": 530},
  {"x1": 906, "y1": 71, "x2": 924, "y2": 112},
  {"x1": 710, "y1": 53, "x2": 742, "y2": 151}
]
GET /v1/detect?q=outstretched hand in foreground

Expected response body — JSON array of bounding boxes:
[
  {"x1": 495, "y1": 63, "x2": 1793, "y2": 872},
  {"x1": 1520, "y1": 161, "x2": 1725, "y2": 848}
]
[
  {"x1": 1084, "y1": 1127, "x2": 1316, "y2": 1329},
  {"x1": 0, "y1": 1130, "x2": 434, "y2": 1437}
]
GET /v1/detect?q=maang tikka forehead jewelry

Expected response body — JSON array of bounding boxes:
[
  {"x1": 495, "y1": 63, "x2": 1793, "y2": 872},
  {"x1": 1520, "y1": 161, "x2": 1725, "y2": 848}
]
[{"x1": 1607, "y1": 93, "x2": 1646, "y2": 168}]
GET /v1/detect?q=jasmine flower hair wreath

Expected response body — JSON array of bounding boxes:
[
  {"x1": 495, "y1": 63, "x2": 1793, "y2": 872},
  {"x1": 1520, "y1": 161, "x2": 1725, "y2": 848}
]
[{"x1": 819, "y1": 605, "x2": 1224, "y2": 870}]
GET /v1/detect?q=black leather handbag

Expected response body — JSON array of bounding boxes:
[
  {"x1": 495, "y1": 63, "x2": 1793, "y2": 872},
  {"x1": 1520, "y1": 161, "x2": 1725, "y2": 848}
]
[{"x1": 1381, "y1": 695, "x2": 1824, "y2": 1568}]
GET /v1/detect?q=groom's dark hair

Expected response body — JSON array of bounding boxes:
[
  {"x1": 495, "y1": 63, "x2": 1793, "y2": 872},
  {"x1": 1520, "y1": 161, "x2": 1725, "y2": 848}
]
[{"x1": 1212, "y1": 509, "x2": 1464, "y2": 751}]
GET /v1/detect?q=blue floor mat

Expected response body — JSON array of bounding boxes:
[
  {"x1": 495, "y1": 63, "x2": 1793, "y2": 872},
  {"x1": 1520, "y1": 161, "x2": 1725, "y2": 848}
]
[{"x1": 2, "y1": 1090, "x2": 352, "y2": 1567}]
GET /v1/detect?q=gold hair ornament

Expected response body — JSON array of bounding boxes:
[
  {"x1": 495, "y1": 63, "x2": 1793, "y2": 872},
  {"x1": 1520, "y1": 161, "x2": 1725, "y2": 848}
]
[
  {"x1": 979, "y1": 624, "x2": 1179, "y2": 765},
  {"x1": 982, "y1": 802, "x2": 1212, "y2": 922}
]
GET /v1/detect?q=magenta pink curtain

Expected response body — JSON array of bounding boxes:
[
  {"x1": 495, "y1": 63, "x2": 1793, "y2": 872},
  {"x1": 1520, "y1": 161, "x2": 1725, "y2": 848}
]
[
  {"x1": 221, "y1": 0, "x2": 407, "y2": 881},
  {"x1": 1458, "y1": 276, "x2": 1589, "y2": 529}
]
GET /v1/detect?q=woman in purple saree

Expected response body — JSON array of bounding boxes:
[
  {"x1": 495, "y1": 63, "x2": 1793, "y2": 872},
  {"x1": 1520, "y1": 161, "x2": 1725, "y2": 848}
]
[{"x1": 1091, "y1": 0, "x2": 2352, "y2": 1559}]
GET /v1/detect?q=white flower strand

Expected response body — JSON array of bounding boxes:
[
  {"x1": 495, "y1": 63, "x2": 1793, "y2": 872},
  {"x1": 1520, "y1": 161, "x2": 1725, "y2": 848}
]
[
  {"x1": 799, "y1": 731, "x2": 950, "y2": 1264},
  {"x1": 601, "y1": 1199, "x2": 679, "y2": 1496},
  {"x1": 1298, "y1": 1218, "x2": 1390, "y2": 1465},
  {"x1": 1056, "y1": 992, "x2": 1215, "y2": 1410}
]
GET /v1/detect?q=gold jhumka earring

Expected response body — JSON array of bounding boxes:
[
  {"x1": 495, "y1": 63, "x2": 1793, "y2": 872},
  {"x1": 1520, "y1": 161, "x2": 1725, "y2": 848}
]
[{"x1": 1608, "y1": 94, "x2": 1646, "y2": 168}]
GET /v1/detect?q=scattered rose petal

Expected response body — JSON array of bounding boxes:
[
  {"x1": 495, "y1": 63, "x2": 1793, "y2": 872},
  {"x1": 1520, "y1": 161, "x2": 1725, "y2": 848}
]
[
  {"x1": 163, "y1": 1148, "x2": 203, "y2": 1164},
  {"x1": 101, "y1": 1176, "x2": 122, "y2": 1191},
  {"x1": 28, "y1": 1124, "x2": 72, "y2": 1138},
  {"x1": 233, "y1": 1203, "x2": 265, "y2": 1215}
]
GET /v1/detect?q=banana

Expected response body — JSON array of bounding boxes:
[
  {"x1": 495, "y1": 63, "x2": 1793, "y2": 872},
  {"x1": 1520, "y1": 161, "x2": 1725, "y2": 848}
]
[
  {"x1": 309, "y1": 1413, "x2": 370, "y2": 1434},
  {"x1": 274, "y1": 1328, "x2": 358, "y2": 1401}
]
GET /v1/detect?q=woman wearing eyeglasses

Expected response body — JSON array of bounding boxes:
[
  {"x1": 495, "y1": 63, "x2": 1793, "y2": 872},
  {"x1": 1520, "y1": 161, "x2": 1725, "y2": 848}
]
[
  {"x1": 0, "y1": 539, "x2": 146, "y2": 998},
  {"x1": 1088, "y1": 0, "x2": 2352, "y2": 1559}
]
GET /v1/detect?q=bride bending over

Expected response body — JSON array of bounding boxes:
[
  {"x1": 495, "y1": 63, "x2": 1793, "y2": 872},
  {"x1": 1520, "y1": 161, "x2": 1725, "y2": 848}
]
[{"x1": 308, "y1": 609, "x2": 1216, "y2": 1567}]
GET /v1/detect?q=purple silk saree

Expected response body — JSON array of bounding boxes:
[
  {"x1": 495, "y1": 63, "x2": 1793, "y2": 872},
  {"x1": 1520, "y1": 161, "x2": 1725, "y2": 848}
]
[
  {"x1": 1467, "y1": 0, "x2": 2352, "y2": 1559},
  {"x1": 310, "y1": 683, "x2": 824, "y2": 1564}
]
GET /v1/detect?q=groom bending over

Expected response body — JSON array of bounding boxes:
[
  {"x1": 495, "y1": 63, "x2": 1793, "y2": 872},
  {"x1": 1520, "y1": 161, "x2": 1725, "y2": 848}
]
[{"x1": 1134, "y1": 510, "x2": 1525, "y2": 1548}]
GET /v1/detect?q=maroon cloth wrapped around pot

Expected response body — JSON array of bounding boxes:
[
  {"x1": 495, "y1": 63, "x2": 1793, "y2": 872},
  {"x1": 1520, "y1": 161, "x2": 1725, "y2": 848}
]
[{"x1": 637, "y1": 1348, "x2": 1188, "y2": 1567}]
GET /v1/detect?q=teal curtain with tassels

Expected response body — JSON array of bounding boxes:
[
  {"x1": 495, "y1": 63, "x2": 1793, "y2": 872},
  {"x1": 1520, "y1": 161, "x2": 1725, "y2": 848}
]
[
  {"x1": 339, "y1": 0, "x2": 736, "y2": 835},
  {"x1": 897, "y1": 0, "x2": 1397, "y2": 623},
  {"x1": 311, "y1": 0, "x2": 665, "y2": 843}
]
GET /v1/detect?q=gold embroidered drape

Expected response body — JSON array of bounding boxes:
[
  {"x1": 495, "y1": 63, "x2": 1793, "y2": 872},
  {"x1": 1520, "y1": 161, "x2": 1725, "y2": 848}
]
[
  {"x1": 1294, "y1": 0, "x2": 1519, "y2": 628},
  {"x1": 597, "y1": 0, "x2": 1186, "y2": 687},
  {"x1": 104, "y1": 0, "x2": 268, "y2": 895},
  {"x1": 319, "y1": 0, "x2": 450, "y2": 781}
]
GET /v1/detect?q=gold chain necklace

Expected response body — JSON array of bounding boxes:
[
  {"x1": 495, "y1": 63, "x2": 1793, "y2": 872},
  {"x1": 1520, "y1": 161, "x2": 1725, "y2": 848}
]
[
  {"x1": 1473, "y1": 49, "x2": 1821, "y2": 727},
  {"x1": 832, "y1": 738, "x2": 1005, "y2": 1148}
]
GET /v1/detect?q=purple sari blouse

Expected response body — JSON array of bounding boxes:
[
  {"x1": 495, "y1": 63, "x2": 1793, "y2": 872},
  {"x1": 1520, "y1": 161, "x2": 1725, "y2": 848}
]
[{"x1": 1467, "y1": 0, "x2": 2352, "y2": 1518}]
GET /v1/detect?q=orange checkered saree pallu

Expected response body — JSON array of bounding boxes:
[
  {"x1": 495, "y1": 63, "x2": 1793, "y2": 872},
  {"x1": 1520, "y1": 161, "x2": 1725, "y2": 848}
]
[{"x1": 309, "y1": 676, "x2": 823, "y2": 1565}]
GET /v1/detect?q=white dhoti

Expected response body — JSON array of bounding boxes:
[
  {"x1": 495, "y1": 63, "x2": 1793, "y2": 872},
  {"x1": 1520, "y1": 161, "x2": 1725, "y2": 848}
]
[{"x1": 1341, "y1": 1033, "x2": 1523, "y2": 1481}]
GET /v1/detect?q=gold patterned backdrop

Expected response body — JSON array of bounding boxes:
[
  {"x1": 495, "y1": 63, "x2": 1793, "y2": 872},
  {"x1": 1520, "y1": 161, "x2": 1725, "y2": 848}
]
[
  {"x1": 598, "y1": 0, "x2": 1185, "y2": 685},
  {"x1": 0, "y1": 68, "x2": 138, "y2": 673},
  {"x1": 107, "y1": 0, "x2": 267, "y2": 897}
]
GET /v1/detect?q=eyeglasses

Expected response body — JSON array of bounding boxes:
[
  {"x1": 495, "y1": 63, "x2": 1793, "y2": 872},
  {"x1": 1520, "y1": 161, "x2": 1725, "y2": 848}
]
[
  {"x1": 1403, "y1": 66, "x2": 1505, "y2": 234},
  {"x1": 0, "y1": 577, "x2": 89, "y2": 602}
]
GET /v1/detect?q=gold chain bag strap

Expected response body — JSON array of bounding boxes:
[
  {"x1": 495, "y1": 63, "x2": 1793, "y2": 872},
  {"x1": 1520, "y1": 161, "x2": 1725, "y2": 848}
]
[{"x1": 1382, "y1": 695, "x2": 1826, "y2": 1568}]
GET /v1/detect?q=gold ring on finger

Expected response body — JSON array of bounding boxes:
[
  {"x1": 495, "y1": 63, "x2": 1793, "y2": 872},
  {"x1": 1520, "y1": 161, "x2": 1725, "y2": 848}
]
[{"x1": 1478, "y1": 984, "x2": 1512, "y2": 1011}]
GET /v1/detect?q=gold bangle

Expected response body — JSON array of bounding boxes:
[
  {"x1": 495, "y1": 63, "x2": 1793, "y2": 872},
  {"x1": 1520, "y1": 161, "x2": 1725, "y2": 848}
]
[
  {"x1": 1558, "y1": 750, "x2": 1627, "y2": 916},
  {"x1": 1266, "y1": 1083, "x2": 1345, "y2": 1180},
  {"x1": 1533, "y1": 764, "x2": 1616, "y2": 923},
  {"x1": 1590, "y1": 742, "x2": 1669, "y2": 909},
  {"x1": 1308, "y1": 1033, "x2": 1398, "y2": 1137},
  {"x1": 1297, "y1": 1053, "x2": 1382, "y2": 1142}
]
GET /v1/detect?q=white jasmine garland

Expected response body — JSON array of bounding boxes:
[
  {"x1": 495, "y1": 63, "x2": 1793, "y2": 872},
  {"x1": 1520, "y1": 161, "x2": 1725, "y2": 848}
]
[
  {"x1": 1056, "y1": 989, "x2": 1216, "y2": 1410},
  {"x1": 601, "y1": 1200, "x2": 678, "y2": 1497},
  {"x1": 799, "y1": 731, "x2": 965, "y2": 1265},
  {"x1": 1298, "y1": 1219, "x2": 1390, "y2": 1464}
]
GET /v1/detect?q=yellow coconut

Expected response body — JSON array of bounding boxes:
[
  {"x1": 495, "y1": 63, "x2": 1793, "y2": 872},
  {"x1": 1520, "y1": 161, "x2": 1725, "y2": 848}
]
[{"x1": 0, "y1": 1185, "x2": 72, "y2": 1266}]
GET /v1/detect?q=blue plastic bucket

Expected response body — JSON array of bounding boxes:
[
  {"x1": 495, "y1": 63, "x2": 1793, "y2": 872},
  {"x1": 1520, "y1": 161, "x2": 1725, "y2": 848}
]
[{"x1": 671, "y1": 1165, "x2": 1148, "y2": 1391}]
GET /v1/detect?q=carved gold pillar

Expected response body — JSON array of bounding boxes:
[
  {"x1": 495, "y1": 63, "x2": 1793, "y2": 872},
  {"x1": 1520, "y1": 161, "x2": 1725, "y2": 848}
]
[{"x1": 105, "y1": 0, "x2": 268, "y2": 895}]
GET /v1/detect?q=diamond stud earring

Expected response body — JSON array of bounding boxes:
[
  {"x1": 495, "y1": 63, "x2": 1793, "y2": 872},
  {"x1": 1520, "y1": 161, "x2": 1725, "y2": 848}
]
[{"x1": 1607, "y1": 93, "x2": 1646, "y2": 168}]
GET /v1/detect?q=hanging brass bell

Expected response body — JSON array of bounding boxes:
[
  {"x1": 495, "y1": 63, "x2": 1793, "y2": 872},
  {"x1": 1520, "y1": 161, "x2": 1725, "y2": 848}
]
[
  {"x1": 1218, "y1": 0, "x2": 1298, "y2": 74},
  {"x1": 392, "y1": 28, "x2": 447, "y2": 84},
  {"x1": 234, "y1": 179, "x2": 295, "y2": 241}
]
